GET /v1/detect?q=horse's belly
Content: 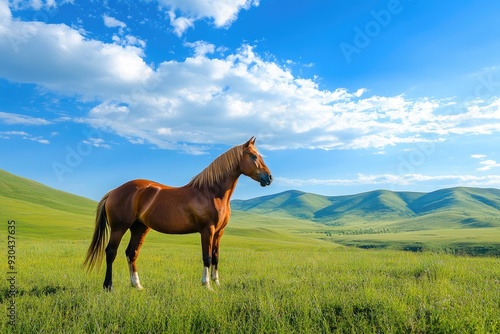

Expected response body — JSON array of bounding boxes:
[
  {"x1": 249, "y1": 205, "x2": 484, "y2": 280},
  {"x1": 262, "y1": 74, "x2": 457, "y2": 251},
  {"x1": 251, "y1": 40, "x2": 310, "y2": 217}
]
[
  {"x1": 149, "y1": 220, "x2": 199, "y2": 234},
  {"x1": 142, "y1": 204, "x2": 199, "y2": 234},
  {"x1": 143, "y1": 213, "x2": 199, "y2": 234}
]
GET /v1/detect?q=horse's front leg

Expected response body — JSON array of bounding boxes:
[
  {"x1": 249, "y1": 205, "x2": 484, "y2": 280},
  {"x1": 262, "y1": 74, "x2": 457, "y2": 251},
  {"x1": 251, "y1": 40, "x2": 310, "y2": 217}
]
[
  {"x1": 200, "y1": 225, "x2": 215, "y2": 290},
  {"x1": 211, "y1": 229, "x2": 224, "y2": 286}
]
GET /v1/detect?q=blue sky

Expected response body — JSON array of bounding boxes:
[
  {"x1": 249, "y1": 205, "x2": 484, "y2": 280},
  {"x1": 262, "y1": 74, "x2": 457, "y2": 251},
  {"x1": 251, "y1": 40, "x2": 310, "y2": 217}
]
[{"x1": 1, "y1": 0, "x2": 499, "y2": 200}]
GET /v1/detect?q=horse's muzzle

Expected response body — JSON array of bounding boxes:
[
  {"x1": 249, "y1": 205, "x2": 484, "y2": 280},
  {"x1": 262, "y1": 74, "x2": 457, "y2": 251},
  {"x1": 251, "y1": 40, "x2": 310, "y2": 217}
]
[{"x1": 259, "y1": 174, "x2": 273, "y2": 187}]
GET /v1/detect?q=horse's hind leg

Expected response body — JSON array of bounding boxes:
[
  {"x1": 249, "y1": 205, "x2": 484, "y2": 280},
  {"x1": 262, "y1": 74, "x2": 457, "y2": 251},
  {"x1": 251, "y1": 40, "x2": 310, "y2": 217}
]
[
  {"x1": 125, "y1": 220, "x2": 150, "y2": 290},
  {"x1": 104, "y1": 227, "x2": 127, "y2": 290}
]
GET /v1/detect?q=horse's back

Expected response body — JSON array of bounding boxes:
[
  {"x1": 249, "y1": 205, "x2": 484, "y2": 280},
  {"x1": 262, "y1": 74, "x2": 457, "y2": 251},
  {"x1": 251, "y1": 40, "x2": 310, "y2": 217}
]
[
  {"x1": 123, "y1": 179, "x2": 176, "y2": 189},
  {"x1": 105, "y1": 179, "x2": 176, "y2": 226}
]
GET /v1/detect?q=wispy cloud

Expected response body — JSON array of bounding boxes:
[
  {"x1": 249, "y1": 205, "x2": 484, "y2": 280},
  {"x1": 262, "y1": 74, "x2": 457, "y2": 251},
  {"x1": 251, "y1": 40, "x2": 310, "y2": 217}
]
[
  {"x1": 0, "y1": 112, "x2": 51, "y2": 125},
  {"x1": 277, "y1": 173, "x2": 500, "y2": 188},
  {"x1": 477, "y1": 160, "x2": 500, "y2": 171},
  {"x1": 471, "y1": 154, "x2": 500, "y2": 171},
  {"x1": 103, "y1": 15, "x2": 126, "y2": 29},
  {"x1": 8, "y1": 0, "x2": 63, "y2": 10},
  {"x1": 0, "y1": 130, "x2": 49, "y2": 144},
  {"x1": 83, "y1": 137, "x2": 111, "y2": 149}
]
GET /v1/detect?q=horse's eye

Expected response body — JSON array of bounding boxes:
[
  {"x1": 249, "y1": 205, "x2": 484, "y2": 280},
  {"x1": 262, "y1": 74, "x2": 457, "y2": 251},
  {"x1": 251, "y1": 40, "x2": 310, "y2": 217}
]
[{"x1": 250, "y1": 153, "x2": 257, "y2": 161}]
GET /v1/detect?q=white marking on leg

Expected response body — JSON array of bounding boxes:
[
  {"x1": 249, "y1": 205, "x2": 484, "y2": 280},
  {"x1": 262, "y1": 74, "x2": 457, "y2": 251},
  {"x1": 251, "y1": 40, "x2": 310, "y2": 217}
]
[
  {"x1": 128, "y1": 258, "x2": 144, "y2": 290},
  {"x1": 201, "y1": 267, "x2": 209, "y2": 285},
  {"x1": 211, "y1": 266, "x2": 220, "y2": 286},
  {"x1": 202, "y1": 267, "x2": 213, "y2": 290},
  {"x1": 130, "y1": 271, "x2": 144, "y2": 290}
]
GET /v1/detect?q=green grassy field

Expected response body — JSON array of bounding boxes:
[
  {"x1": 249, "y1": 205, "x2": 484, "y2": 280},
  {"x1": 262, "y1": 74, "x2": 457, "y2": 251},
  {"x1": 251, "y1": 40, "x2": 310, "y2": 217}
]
[
  {"x1": 1, "y1": 238, "x2": 499, "y2": 333},
  {"x1": 1, "y1": 169, "x2": 500, "y2": 332}
]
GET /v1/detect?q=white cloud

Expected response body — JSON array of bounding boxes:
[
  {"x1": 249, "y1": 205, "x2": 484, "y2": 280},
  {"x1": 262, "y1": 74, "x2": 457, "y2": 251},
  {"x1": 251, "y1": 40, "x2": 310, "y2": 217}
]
[
  {"x1": 0, "y1": 1, "x2": 10, "y2": 23},
  {"x1": 82, "y1": 44, "x2": 396, "y2": 150},
  {"x1": 159, "y1": 0, "x2": 259, "y2": 36},
  {"x1": 477, "y1": 159, "x2": 500, "y2": 172},
  {"x1": 124, "y1": 35, "x2": 146, "y2": 48},
  {"x1": 102, "y1": 14, "x2": 146, "y2": 48},
  {"x1": 277, "y1": 173, "x2": 500, "y2": 189},
  {"x1": 103, "y1": 15, "x2": 126, "y2": 29},
  {"x1": 83, "y1": 137, "x2": 111, "y2": 149},
  {"x1": 470, "y1": 154, "x2": 500, "y2": 171},
  {"x1": 0, "y1": 111, "x2": 51, "y2": 125},
  {"x1": 8, "y1": 0, "x2": 61, "y2": 10},
  {"x1": 0, "y1": 130, "x2": 49, "y2": 144},
  {"x1": 0, "y1": 5, "x2": 153, "y2": 95},
  {"x1": 167, "y1": 10, "x2": 194, "y2": 37},
  {"x1": 184, "y1": 40, "x2": 215, "y2": 57},
  {"x1": 111, "y1": 34, "x2": 146, "y2": 48},
  {"x1": 1, "y1": 4, "x2": 500, "y2": 154}
]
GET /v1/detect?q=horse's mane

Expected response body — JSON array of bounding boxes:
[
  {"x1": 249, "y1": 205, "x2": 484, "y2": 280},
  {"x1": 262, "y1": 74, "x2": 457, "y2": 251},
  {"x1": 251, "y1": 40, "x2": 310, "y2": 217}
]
[{"x1": 188, "y1": 144, "x2": 244, "y2": 189}]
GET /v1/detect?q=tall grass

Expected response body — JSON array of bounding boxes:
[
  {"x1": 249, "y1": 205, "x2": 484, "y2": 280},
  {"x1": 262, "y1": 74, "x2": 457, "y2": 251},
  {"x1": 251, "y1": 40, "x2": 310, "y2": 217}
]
[{"x1": 1, "y1": 239, "x2": 499, "y2": 333}]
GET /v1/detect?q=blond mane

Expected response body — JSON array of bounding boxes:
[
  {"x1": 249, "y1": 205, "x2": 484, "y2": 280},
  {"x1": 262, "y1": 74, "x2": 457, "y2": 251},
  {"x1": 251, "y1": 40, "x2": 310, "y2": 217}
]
[{"x1": 188, "y1": 144, "x2": 244, "y2": 188}]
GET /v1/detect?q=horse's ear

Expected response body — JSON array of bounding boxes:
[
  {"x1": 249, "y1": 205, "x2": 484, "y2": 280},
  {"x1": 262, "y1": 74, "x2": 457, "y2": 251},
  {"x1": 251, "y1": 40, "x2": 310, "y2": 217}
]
[{"x1": 244, "y1": 136, "x2": 256, "y2": 147}]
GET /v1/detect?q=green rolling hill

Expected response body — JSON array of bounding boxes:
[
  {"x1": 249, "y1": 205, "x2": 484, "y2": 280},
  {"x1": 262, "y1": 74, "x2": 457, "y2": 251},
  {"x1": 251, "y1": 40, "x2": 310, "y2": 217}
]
[
  {"x1": 1, "y1": 169, "x2": 499, "y2": 254},
  {"x1": 232, "y1": 188, "x2": 500, "y2": 255},
  {"x1": 231, "y1": 190, "x2": 333, "y2": 220},
  {"x1": 232, "y1": 187, "x2": 500, "y2": 228},
  {"x1": 0, "y1": 169, "x2": 97, "y2": 239},
  {"x1": 0, "y1": 169, "x2": 96, "y2": 215}
]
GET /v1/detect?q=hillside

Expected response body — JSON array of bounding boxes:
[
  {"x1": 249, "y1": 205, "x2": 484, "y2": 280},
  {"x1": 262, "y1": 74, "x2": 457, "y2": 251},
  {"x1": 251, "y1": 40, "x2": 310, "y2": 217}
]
[
  {"x1": 231, "y1": 190, "x2": 333, "y2": 220},
  {"x1": 232, "y1": 187, "x2": 500, "y2": 229},
  {"x1": 0, "y1": 169, "x2": 96, "y2": 216},
  {"x1": 0, "y1": 169, "x2": 97, "y2": 238},
  {"x1": 1, "y1": 169, "x2": 499, "y2": 254},
  {"x1": 0, "y1": 169, "x2": 329, "y2": 246},
  {"x1": 8, "y1": 168, "x2": 498, "y2": 231}
]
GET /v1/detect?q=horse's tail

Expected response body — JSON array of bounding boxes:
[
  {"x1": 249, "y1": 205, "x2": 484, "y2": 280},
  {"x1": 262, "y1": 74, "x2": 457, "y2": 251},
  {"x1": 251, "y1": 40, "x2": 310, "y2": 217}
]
[{"x1": 83, "y1": 191, "x2": 111, "y2": 272}]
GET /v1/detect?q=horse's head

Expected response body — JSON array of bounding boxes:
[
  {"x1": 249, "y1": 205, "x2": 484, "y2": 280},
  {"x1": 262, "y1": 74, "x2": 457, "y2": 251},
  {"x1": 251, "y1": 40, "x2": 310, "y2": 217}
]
[{"x1": 240, "y1": 137, "x2": 273, "y2": 187}]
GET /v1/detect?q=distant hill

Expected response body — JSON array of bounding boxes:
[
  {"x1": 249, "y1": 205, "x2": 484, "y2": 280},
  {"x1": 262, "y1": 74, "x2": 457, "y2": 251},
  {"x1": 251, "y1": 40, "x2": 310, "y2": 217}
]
[
  {"x1": 232, "y1": 187, "x2": 500, "y2": 229},
  {"x1": 1, "y1": 169, "x2": 499, "y2": 254},
  {"x1": 0, "y1": 169, "x2": 96, "y2": 239},
  {"x1": 0, "y1": 169, "x2": 96, "y2": 215}
]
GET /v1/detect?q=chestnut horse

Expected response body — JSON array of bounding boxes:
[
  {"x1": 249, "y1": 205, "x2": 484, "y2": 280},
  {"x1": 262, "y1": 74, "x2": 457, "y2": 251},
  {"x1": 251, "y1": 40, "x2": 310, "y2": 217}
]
[{"x1": 84, "y1": 137, "x2": 272, "y2": 290}]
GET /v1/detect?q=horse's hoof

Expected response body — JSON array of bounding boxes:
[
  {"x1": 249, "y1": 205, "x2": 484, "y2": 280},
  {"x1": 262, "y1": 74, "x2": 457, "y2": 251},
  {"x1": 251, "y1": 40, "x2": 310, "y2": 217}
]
[{"x1": 202, "y1": 283, "x2": 214, "y2": 291}]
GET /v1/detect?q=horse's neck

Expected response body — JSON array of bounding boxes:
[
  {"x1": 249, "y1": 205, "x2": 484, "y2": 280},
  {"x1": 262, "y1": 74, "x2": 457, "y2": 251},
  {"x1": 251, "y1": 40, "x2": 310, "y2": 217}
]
[{"x1": 205, "y1": 171, "x2": 241, "y2": 202}]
